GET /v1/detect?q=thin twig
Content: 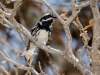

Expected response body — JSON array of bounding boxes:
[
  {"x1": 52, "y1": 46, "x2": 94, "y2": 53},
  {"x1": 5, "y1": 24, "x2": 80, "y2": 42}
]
[
  {"x1": 0, "y1": 65, "x2": 10, "y2": 75},
  {"x1": 17, "y1": 30, "x2": 27, "y2": 46},
  {"x1": 0, "y1": 51, "x2": 39, "y2": 75},
  {"x1": 38, "y1": 62, "x2": 47, "y2": 75}
]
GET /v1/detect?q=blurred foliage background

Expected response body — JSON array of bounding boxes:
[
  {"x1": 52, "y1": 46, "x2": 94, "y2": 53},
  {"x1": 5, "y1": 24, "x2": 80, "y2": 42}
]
[{"x1": 0, "y1": 0, "x2": 93, "y2": 75}]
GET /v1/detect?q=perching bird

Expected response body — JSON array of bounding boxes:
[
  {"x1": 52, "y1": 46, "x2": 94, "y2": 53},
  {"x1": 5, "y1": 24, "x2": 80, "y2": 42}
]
[{"x1": 20, "y1": 13, "x2": 56, "y2": 66}]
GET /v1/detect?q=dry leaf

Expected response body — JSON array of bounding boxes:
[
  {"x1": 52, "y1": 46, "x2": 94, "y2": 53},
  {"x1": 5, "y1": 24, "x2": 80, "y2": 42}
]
[
  {"x1": 84, "y1": 19, "x2": 94, "y2": 30},
  {"x1": 60, "y1": 10, "x2": 69, "y2": 20},
  {"x1": 0, "y1": 14, "x2": 5, "y2": 18}
]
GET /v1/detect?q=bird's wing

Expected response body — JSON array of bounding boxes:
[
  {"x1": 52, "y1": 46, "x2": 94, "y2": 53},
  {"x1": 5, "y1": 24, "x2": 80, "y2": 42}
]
[
  {"x1": 26, "y1": 22, "x2": 39, "y2": 51},
  {"x1": 20, "y1": 23, "x2": 38, "y2": 62}
]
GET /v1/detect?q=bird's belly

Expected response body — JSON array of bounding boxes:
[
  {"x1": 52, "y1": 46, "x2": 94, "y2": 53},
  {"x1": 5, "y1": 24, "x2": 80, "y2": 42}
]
[{"x1": 37, "y1": 30, "x2": 49, "y2": 44}]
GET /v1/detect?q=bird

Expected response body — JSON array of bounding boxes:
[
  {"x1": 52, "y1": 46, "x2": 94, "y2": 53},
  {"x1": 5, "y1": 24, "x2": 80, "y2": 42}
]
[{"x1": 20, "y1": 13, "x2": 56, "y2": 66}]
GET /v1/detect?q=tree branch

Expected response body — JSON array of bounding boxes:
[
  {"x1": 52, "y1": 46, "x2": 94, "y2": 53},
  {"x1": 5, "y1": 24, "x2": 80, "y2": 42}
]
[
  {"x1": 0, "y1": 51, "x2": 39, "y2": 75},
  {"x1": 90, "y1": 0, "x2": 100, "y2": 75}
]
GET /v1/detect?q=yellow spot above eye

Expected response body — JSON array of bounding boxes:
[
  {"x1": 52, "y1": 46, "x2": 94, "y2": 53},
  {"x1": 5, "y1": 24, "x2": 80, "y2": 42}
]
[{"x1": 50, "y1": 14, "x2": 52, "y2": 16}]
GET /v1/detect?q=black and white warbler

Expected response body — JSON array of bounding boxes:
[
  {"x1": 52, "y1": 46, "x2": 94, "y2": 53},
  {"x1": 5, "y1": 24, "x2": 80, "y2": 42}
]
[{"x1": 20, "y1": 13, "x2": 56, "y2": 65}]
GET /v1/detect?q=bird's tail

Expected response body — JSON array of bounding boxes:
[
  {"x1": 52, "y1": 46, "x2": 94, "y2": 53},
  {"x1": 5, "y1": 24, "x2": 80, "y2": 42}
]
[
  {"x1": 20, "y1": 48, "x2": 37, "y2": 75},
  {"x1": 20, "y1": 48, "x2": 36, "y2": 65},
  {"x1": 20, "y1": 49, "x2": 30, "y2": 61}
]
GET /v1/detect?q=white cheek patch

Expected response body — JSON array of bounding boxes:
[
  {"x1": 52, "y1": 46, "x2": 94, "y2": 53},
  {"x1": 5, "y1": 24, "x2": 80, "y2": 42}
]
[{"x1": 39, "y1": 21, "x2": 42, "y2": 25}]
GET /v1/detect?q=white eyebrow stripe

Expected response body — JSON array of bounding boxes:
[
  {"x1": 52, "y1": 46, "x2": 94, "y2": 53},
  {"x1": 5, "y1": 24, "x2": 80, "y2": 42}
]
[
  {"x1": 42, "y1": 17, "x2": 53, "y2": 22},
  {"x1": 43, "y1": 13, "x2": 50, "y2": 16}
]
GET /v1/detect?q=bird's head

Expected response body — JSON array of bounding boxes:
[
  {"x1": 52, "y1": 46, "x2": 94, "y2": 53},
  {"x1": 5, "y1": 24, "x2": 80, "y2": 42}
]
[
  {"x1": 40, "y1": 13, "x2": 57, "y2": 22},
  {"x1": 38, "y1": 13, "x2": 56, "y2": 31}
]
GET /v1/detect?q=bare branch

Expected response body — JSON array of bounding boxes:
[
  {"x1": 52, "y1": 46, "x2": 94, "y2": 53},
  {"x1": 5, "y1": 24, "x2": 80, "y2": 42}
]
[
  {"x1": 0, "y1": 65, "x2": 10, "y2": 75},
  {"x1": 0, "y1": 51, "x2": 39, "y2": 75},
  {"x1": 90, "y1": 0, "x2": 100, "y2": 75},
  {"x1": 75, "y1": 1, "x2": 89, "y2": 9},
  {"x1": 17, "y1": 30, "x2": 27, "y2": 46},
  {"x1": 0, "y1": 36, "x2": 20, "y2": 54},
  {"x1": 38, "y1": 62, "x2": 47, "y2": 75},
  {"x1": 11, "y1": 0, "x2": 23, "y2": 17}
]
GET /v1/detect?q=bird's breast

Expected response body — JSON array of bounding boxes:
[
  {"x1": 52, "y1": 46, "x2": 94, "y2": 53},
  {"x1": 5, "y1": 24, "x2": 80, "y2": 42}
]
[{"x1": 37, "y1": 29, "x2": 49, "y2": 44}]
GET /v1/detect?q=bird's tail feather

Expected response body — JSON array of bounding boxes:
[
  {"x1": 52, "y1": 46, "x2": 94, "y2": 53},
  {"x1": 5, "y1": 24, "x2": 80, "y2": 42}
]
[{"x1": 20, "y1": 48, "x2": 36, "y2": 65}]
